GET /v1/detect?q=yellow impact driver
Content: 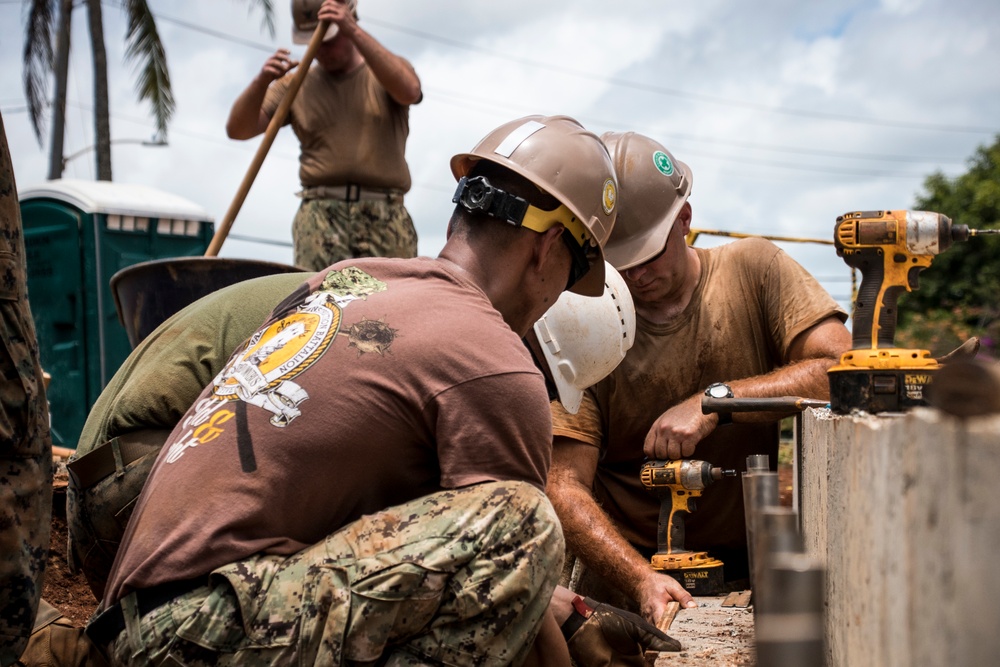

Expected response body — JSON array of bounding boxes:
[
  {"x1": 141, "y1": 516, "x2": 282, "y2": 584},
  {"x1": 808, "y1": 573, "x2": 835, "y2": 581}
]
[
  {"x1": 828, "y1": 209, "x2": 998, "y2": 413},
  {"x1": 640, "y1": 459, "x2": 736, "y2": 595}
]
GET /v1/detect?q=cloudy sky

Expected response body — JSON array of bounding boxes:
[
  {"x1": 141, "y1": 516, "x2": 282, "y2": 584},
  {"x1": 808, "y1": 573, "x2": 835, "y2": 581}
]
[{"x1": 1, "y1": 0, "x2": 998, "y2": 313}]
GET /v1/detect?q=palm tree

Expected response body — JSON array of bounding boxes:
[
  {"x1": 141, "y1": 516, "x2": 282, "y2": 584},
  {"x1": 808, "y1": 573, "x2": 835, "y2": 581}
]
[{"x1": 23, "y1": 0, "x2": 275, "y2": 180}]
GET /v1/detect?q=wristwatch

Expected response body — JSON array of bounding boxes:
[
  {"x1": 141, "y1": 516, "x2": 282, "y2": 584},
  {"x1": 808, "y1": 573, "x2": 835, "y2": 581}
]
[{"x1": 705, "y1": 382, "x2": 734, "y2": 425}]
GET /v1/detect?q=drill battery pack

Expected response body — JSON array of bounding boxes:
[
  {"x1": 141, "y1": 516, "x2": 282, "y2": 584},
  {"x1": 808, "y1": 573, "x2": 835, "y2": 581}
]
[
  {"x1": 828, "y1": 347, "x2": 939, "y2": 414},
  {"x1": 652, "y1": 553, "x2": 727, "y2": 596}
]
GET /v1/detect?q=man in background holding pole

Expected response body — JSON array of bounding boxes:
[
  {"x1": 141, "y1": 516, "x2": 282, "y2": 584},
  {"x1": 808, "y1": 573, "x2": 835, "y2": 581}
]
[{"x1": 226, "y1": 0, "x2": 421, "y2": 270}]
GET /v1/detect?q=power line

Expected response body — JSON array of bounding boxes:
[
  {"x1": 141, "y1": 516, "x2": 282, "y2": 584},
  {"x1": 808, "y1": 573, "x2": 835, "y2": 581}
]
[
  {"x1": 229, "y1": 233, "x2": 292, "y2": 248},
  {"x1": 153, "y1": 13, "x2": 275, "y2": 53},
  {"x1": 147, "y1": 8, "x2": 995, "y2": 139},
  {"x1": 366, "y1": 18, "x2": 996, "y2": 136},
  {"x1": 146, "y1": 7, "x2": 990, "y2": 167},
  {"x1": 420, "y1": 93, "x2": 942, "y2": 179},
  {"x1": 425, "y1": 88, "x2": 967, "y2": 166}
]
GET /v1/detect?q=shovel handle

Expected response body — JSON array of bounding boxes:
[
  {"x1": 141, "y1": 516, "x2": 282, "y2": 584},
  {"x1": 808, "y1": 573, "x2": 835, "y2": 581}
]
[{"x1": 205, "y1": 20, "x2": 330, "y2": 257}]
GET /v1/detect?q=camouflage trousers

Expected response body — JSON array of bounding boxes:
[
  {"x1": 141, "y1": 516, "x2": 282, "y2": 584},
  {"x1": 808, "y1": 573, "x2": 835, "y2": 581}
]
[
  {"x1": 104, "y1": 481, "x2": 564, "y2": 667},
  {"x1": 0, "y1": 109, "x2": 54, "y2": 666},
  {"x1": 292, "y1": 197, "x2": 418, "y2": 271}
]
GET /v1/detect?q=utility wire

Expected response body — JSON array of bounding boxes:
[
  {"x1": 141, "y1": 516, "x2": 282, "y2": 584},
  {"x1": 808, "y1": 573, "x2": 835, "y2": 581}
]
[
  {"x1": 425, "y1": 88, "x2": 967, "y2": 165},
  {"x1": 154, "y1": 13, "x2": 275, "y2": 53},
  {"x1": 145, "y1": 7, "x2": 995, "y2": 138},
  {"x1": 366, "y1": 18, "x2": 996, "y2": 136}
]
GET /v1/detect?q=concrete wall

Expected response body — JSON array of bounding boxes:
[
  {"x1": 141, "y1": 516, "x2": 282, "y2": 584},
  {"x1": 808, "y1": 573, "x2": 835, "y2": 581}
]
[{"x1": 799, "y1": 407, "x2": 1000, "y2": 667}]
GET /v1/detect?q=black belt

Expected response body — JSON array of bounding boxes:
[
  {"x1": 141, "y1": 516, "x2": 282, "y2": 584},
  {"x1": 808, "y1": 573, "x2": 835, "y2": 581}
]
[
  {"x1": 86, "y1": 577, "x2": 208, "y2": 647},
  {"x1": 298, "y1": 184, "x2": 404, "y2": 202}
]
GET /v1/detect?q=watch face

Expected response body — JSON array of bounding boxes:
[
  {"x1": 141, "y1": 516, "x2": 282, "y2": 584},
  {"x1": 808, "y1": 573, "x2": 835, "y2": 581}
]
[{"x1": 707, "y1": 383, "x2": 732, "y2": 398}]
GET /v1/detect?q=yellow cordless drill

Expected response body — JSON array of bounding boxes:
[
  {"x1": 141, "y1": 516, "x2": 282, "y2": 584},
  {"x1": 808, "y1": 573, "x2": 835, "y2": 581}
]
[
  {"x1": 828, "y1": 210, "x2": 998, "y2": 413},
  {"x1": 640, "y1": 459, "x2": 736, "y2": 595}
]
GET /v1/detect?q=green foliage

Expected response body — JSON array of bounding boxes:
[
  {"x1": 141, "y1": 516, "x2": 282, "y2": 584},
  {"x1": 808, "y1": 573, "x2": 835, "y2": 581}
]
[{"x1": 897, "y1": 135, "x2": 1000, "y2": 358}]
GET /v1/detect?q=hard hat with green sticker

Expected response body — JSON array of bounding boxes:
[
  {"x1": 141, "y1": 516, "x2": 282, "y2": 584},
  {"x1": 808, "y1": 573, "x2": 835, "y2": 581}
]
[{"x1": 653, "y1": 151, "x2": 674, "y2": 176}]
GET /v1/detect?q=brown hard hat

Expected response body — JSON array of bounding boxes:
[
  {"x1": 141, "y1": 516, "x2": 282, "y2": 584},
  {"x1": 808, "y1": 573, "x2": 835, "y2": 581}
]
[
  {"x1": 600, "y1": 132, "x2": 692, "y2": 270},
  {"x1": 451, "y1": 115, "x2": 618, "y2": 297}
]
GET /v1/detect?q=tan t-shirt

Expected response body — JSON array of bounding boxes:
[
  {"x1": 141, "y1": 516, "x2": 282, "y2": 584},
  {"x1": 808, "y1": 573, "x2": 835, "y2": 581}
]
[
  {"x1": 263, "y1": 63, "x2": 412, "y2": 190},
  {"x1": 553, "y1": 238, "x2": 847, "y2": 555},
  {"x1": 104, "y1": 257, "x2": 551, "y2": 603}
]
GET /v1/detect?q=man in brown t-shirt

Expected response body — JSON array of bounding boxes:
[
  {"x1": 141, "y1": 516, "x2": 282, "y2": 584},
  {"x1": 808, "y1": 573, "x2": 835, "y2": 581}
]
[
  {"x1": 226, "y1": 0, "x2": 421, "y2": 271},
  {"x1": 547, "y1": 132, "x2": 852, "y2": 625},
  {"x1": 87, "y1": 116, "x2": 679, "y2": 667}
]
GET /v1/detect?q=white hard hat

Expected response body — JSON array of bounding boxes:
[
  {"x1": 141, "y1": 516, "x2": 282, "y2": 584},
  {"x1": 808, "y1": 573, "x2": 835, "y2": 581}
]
[{"x1": 532, "y1": 262, "x2": 636, "y2": 413}]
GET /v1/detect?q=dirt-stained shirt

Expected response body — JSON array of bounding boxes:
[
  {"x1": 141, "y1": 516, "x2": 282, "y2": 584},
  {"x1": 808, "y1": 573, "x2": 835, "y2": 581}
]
[
  {"x1": 552, "y1": 238, "x2": 847, "y2": 555},
  {"x1": 263, "y1": 63, "x2": 412, "y2": 191},
  {"x1": 104, "y1": 257, "x2": 551, "y2": 604}
]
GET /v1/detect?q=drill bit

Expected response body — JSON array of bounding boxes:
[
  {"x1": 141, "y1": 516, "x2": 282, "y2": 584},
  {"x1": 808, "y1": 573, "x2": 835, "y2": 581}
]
[{"x1": 969, "y1": 228, "x2": 1000, "y2": 235}]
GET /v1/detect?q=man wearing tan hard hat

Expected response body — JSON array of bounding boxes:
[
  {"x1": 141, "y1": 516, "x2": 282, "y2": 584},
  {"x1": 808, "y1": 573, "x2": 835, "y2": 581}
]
[
  {"x1": 547, "y1": 131, "x2": 851, "y2": 626},
  {"x1": 227, "y1": 0, "x2": 421, "y2": 272},
  {"x1": 85, "y1": 115, "x2": 681, "y2": 667}
]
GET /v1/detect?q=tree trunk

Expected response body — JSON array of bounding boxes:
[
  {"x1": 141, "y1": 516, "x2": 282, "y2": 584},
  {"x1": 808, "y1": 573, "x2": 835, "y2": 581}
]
[
  {"x1": 85, "y1": 0, "x2": 112, "y2": 181},
  {"x1": 47, "y1": 0, "x2": 74, "y2": 180}
]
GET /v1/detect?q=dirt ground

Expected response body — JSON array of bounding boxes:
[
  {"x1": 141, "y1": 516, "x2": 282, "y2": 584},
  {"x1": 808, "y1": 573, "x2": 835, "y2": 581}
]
[{"x1": 44, "y1": 470, "x2": 99, "y2": 627}]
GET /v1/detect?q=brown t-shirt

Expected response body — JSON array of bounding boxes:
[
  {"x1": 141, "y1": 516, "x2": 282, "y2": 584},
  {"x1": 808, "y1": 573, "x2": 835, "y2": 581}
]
[
  {"x1": 264, "y1": 63, "x2": 412, "y2": 190},
  {"x1": 553, "y1": 238, "x2": 847, "y2": 555},
  {"x1": 104, "y1": 257, "x2": 551, "y2": 604}
]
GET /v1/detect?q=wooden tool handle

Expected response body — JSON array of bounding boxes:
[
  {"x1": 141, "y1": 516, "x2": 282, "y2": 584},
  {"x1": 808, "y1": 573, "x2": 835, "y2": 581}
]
[
  {"x1": 657, "y1": 601, "x2": 681, "y2": 632},
  {"x1": 204, "y1": 20, "x2": 330, "y2": 257},
  {"x1": 644, "y1": 601, "x2": 682, "y2": 665}
]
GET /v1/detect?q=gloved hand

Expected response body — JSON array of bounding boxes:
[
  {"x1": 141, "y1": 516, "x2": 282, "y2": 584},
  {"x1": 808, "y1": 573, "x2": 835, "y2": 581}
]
[{"x1": 562, "y1": 596, "x2": 681, "y2": 667}]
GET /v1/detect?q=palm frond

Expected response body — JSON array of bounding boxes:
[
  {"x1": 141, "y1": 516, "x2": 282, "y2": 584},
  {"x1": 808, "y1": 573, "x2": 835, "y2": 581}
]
[
  {"x1": 237, "y1": 0, "x2": 276, "y2": 40},
  {"x1": 122, "y1": 0, "x2": 174, "y2": 138},
  {"x1": 22, "y1": 0, "x2": 56, "y2": 143}
]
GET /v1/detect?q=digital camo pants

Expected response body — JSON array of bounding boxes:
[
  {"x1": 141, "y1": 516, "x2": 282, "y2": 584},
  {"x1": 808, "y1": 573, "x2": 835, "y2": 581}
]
[
  {"x1": 0, "y1": 109, "x2": 53, "y2": 666},
  {"x1": 293, "y1": 198, "x2": 418, "y2": 272},
  {"x1": 106, "y1": 481, "x2": 564, "y2": 666}
]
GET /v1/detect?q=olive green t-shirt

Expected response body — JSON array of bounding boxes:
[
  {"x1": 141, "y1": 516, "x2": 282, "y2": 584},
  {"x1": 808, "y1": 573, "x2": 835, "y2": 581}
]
[{"x1": 552, "y1": 238, "x2": 847, "y2": 557}]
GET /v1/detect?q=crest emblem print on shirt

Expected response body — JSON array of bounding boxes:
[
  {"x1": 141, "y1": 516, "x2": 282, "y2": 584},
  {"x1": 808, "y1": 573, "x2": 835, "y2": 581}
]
[
  {"x1": 163, "y1": 267, "x2": 393, "y2": 466},
  {"x1": 213, "y1": 266, "x2": 392, "y2": 425}
]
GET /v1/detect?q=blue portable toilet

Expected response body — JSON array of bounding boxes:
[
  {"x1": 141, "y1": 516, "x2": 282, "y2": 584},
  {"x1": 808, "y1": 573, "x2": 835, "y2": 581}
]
[{"x1": 18, "y1": 179, "x2": 215, "y2": 447}]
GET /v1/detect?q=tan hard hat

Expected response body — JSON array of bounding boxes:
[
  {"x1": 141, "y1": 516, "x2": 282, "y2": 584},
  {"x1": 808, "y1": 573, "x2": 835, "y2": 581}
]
[
  {"x1": 451, "y1": 115, "x2": 618, "y2": 297},
  {"x1": 601, "y1": 132, "x2": 692, "y2": 270},
  {"x1": 291, "y1": 0, "x2": 358, "y2": 45}
]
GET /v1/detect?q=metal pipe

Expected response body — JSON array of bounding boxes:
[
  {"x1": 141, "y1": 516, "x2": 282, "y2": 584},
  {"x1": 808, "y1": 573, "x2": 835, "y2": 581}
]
[
  {"x1": 753, "y1": 506, "x2": 802, "y2": 615},
  {"x1": 744, "y1": 465, "x2": 778, "y2": 589},
  {"x1": 755, "y1": 551, "x2": 826, "y2": 667}
]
